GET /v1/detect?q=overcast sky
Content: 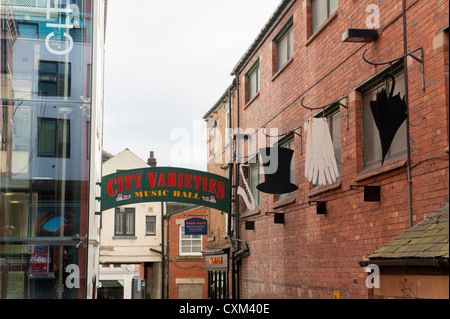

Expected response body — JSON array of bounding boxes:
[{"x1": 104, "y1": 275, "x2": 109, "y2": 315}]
[{"x1": 103, "y1": 0, "x2": 281, "y2": 171}]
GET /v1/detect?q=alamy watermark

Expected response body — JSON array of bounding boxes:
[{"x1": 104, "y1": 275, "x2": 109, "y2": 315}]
[
  {"x1": 65, "y1": 264, "x2": 80, "y2": 289},
  {"x1": 364, "y1": 264, "x2": 380, "y2": 289},
  {"x1": 169, "y1": 120, "x2": 282, "y2": 173},
  {"x1": 366, "y1": 4, "x2": 380, "y2": 29}
]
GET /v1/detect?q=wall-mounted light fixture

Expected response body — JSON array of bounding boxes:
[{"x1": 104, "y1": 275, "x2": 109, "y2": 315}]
[
  {"x1": 350, "y1": 185, "x2": 381, "y2": 202},
  {"x1": 342, "y1": 28, "x2": 378, "y2": 43},
  {"x1": 309, "y1": 201, "x2": 327, "y2": 215}
]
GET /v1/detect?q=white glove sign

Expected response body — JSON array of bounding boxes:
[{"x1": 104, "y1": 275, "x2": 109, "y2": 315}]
[{"x1": 304, "y1": 118, "x2": 339, "y2": 186}]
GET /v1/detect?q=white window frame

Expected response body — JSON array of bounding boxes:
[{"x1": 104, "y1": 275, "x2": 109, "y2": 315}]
[
  {"x1": 179, "y1": 224, "x2": 203, "y2": 256},
  {"x1": 146, "y1": 215, "x2": 156, "y2": 236},
  {"x1": 274, "y1": 17, "x2": 294, "y2": 71}
]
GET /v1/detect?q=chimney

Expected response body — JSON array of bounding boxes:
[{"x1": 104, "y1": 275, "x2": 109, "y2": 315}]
[{"x1": 147, "y1": 151, "x2": 157, "y2": 167}]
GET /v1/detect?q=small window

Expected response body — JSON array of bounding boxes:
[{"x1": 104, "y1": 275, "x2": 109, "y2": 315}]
[
  {"x1": 179, "y1": 224, "x2": 202, "y2": 256},
  {"x1": 38, "y1": 60, "x2": 71, "y2": 97},
  {"x1": 225, "y1": 103, "x2": 231, "y2": 146},
  {"x1": 37, "y1": 117, "x2": 70, "y2": 158},
  {"x1": 115, "y1": 208, "x2": 135, "y2": 237},
  {"x1": 17, "y1": 23, "x2": 38, "y2": 39},
  {"x1": 311, "y1": 0, "x2": 338, "y2": 34},
  {"x1": 146, "y1": 216, "x2": 156, "y2": 235},
  {"x1": 246, "y1": 60, "x2": 259, "y2": 102},
  {"x1": 208, "y1": 118, "x2": 218, "y2": 161},
  {"x1": 274, "y1": 18, "x2": 294, "y2": 71},
  {"x1": 244, "y1": 157, "x2": 260, "y2": 209}
]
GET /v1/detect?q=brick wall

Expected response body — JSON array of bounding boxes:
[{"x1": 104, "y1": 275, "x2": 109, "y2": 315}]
[
  {"x1": 231, "y1": 0, "x2": 449, "y2": 299},
  {"x1": 205, "y1": 89, "x2": 239, "y2": 249},
  {"x1": 167, "y1": 205, "x2": 208, "y2": 299}
]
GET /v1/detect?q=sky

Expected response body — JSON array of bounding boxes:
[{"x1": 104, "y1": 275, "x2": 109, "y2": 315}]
[{"x1": 103, "y1": 0, "x2": 282, "y2": 171}]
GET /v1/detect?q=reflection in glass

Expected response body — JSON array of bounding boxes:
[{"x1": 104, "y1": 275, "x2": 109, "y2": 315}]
[{"x1": 1, "y1": 0, "x2": 93, "y2": 299}]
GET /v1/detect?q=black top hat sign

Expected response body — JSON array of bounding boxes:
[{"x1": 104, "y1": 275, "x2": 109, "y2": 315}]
[
  {"x1": 256, "y1": 147, "x2": 298, "y2": 194},
  {"x1": 370, "y1": 73, "x2": 408, "y2": 165}
]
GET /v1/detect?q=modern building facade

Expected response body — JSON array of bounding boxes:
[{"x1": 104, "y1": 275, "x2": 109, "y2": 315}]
[
  {"x1": 205, "y1": 0, "x2": 448, "y2": 299},
  {"x1": 0, "y1": 0, "x2": 106, "y2": 299}
]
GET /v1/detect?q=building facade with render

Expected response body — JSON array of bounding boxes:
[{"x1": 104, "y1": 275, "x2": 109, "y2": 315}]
[
  {"x1": 205, "y1": 0, "x2": 448, "y2": 299},
  {"x1": 99, "y1": 149, "x2": 163, "y2": 299}
]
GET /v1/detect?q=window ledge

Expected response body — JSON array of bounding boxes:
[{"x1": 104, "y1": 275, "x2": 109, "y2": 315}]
[
  {"x1": 240, "y1": 208, "x2": 261, "y2": 219},
  {"x1": 272, "y1": 195, "x2": 296, "y2": 209},
  {"x1": 271, "y1": 57, "x2": 294, "y2": 82},
  {"x1": 306, "y1": 10, "x2": 339, "y2": 46},
  {"x1": 244, "y1": 92, "x2": 260, "y2": 109},
  {"x1": 112, "y1": 236, "x2": 137, "y2": 240},
  {"x1": 308, "y1": 178, "x2": 341, "y2": 198},
  {"x1": 356, "y1": 158, "x2": 407, "y2": 182},
  {"x1": 176, "y1": 255, "x2": 204, "y2": 260}
]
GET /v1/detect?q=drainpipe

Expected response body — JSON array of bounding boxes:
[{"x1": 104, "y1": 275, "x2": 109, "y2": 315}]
[
  {"x1": 161, "y1": 201, "x2": 165, "y2": 299},
  {"x1": 234, "y1": 74, "x2": 241, "y2": 299},
  {"x1": 402, "y1": 0, "x2": 413, "y2": 228}
]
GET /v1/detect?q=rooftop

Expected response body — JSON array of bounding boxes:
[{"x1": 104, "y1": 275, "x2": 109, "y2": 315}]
[{"x1": 367, "y1": 203, "x2": 449, "y2": 261}]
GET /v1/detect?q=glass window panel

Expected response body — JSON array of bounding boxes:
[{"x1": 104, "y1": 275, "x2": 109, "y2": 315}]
[
  {"x1": 192, "y1": 246, "x2": 202, "y2": 253},
  {"x1": 277, "y1": 34, "x2": 288, "y2": 69},
  {"x1": 39, "y1": 61, "x2": 58, "y2": 74},
  {"x1": 330, "y1": 111, "x2": 341, "y2": 175},
  {"x1": 115, "y1": 210, "x2": 123, "y2": 235},
  {"x1": 248, "y1": 162, "x2": 260, "y2": 208},
  {"x1": 363, "y1": 71, "x2": 407, "y2": 167},
  {"x1": 146, "y1": 216, "x2": 156, "y2": 235},
  {"x1": 1, "y1": 0, "x2": 94, "y2": 299},
  {"x1": 38, "y1": 118, "x2": 56, "y2": 157},
  {"x1": 330, "y1": 0, "x2": 339, "y2": 14},
  {"x1": 289, "y1": 28, "x2": 294, "y2": 59},
  {"x1": 277, "y1": 136, "x2": 295, "y2": 200},
  {"x1": 18, "y1": 23, "x2": 38, "y2": 38},
  {"x1": 312, "y1": 0, "x2": 328, "y2": 33},
  {"x1": 179, "y1": 225, "x2": 202, "y2": 255},
  {"x1": 248, "y1": 67, "x2": 258, "y2": 100}
]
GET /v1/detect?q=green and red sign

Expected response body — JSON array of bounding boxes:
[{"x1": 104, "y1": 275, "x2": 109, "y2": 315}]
[{"x1": 101, "y1": 167, "x2": 230, "y2": 213}]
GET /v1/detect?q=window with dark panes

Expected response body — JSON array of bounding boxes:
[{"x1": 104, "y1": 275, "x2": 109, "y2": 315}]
[
  {"x1": 17, "y1": 23, "x2": 38, "y2": 38},
  {"x1": 361, "y1": 65, "x2": 407, "y2": 168},
  {"x1": 146, "y1": 215, "x2": 156, "y2": 235},
  {"x1": 38, "y1": 117, "x2": 71, "y2": 158},
  {"x1": 276, "y1": 134, "x2": 295, "y2": 200},
  {"x1": 115, "y1": 207, "x2": 135, "y2": 236},
  {"x1": 246, "y1": 60, "x2": 259, "y2": 102},
  {"x1": 244, "y1": 157, "x2": 260, "y2": 209},
  {"x1": 275, "y1": 18, "x2": 294, "y2": 71},
  {"x1": 38, "y1": 60, "x2": 71, "y2": 97}
]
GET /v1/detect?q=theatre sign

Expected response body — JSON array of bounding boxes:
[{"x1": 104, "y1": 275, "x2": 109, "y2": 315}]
[{"x1": 101, "y1": 167, "x2": 231, "y2": 213}]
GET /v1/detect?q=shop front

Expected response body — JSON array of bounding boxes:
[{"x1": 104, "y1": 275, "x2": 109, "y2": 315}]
[
  {"x1": 1, "y1": 0, "x2": 94, "y2": 299},
  {"x1": 203, "y1": 249, "x2": 229, "y2": 299}
]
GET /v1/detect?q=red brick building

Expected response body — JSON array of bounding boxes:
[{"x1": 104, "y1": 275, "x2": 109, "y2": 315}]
[
  {"x1": 205, "y1": 0, "x2": 449, "y2": 299},
  {"x1": 203, "y1": 82, "x2": 237, "y2": 299},
  {"x1": 166, "y1": 204, "x2": 208, "y2": 299}
]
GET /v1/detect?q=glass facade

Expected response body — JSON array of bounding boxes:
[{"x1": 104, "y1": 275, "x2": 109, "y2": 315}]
[{"x1": 1, "y1": 0, "x2": 93, "y2": 299}]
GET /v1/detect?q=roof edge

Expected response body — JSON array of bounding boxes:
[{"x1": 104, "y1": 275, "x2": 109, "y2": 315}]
[
  {"x1": 230, "y1": 0, "x2": 296, "y2": 76},
  {"x1": 359, "y1": 258, "x2": 449, "y2": 268}
]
